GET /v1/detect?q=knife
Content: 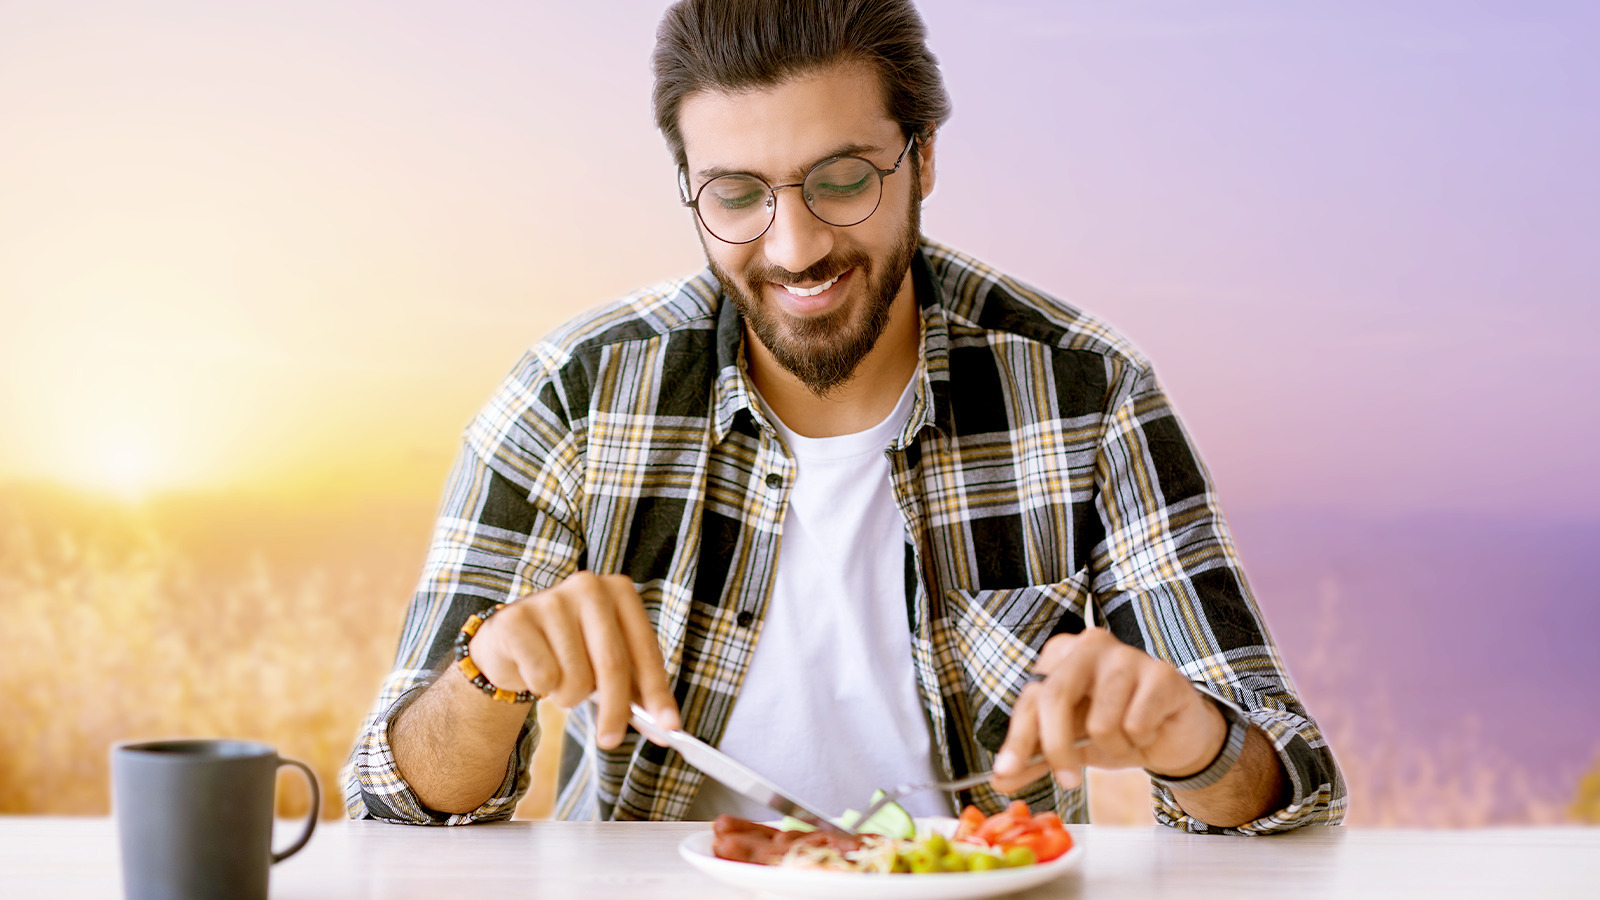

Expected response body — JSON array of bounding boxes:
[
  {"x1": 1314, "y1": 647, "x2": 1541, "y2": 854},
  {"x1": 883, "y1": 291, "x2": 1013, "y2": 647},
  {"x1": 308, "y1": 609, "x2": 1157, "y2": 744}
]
[{"x1": 628, "y1": 704, "x2": 854, "y2": 836}]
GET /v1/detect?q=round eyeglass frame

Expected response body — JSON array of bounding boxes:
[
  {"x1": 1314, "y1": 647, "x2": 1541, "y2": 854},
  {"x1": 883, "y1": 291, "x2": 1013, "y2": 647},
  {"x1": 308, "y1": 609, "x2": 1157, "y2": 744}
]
[{"x1": 678, "y1": 133, "x2": 919, "y2": 245}]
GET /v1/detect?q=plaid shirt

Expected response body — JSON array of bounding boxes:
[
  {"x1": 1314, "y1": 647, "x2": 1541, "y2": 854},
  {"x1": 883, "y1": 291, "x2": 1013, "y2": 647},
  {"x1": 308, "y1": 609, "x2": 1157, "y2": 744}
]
[{"x1": 343, "y1": 238, "x2": 1346, "y2": 833}]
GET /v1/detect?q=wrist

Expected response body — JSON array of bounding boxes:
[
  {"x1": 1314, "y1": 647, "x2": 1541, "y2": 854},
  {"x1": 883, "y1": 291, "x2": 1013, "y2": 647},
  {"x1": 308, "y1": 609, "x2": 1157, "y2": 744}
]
[
  {"x1": 455, "y1": 604, "x2": 538, "y2": 704},
  {"x1": 1146, "y1": 683, "x2": 1249, "y2": 792}
]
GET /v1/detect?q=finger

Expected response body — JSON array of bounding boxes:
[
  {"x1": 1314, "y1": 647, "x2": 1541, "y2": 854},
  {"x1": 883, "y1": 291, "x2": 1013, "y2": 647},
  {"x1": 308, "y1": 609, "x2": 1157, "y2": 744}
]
[
  {"x1": 469, "y1": 602, "x2": 548, "y2": 694},
  {"x1": 537, "y1": 585, "x2": 598, "y2": 709},
  {"x1": 1034, "y1": 659, "x2": 1094, "y2": 788},
  {"x1": 1083, "y1": 654, "x2": 1139, "y2": 761},
  {"x1": 1123, "y1": 669, "x2": 1190, "y2": 752},
  {"x1": 1124, "y1": 670, "x2": 1212, "y2": 780},
  {"x1": 579, "y1": 584, "x2": 635, "y2": 749},
  {"x1": 1035, "y1": 627, "x2": 1091, "y2": 668},
  {"x1": 1130, "y1": 676, "x2": 1226, "y2": 777},
  {"x1": 506, "y1": 616, "x2": 559, "y2": 697},
  {"x1": 990, "y1": 682, "x2": 1049, "y2": 794},
  {"x1": 608, "y1": 576, "x2": 682, "y2": 735}
]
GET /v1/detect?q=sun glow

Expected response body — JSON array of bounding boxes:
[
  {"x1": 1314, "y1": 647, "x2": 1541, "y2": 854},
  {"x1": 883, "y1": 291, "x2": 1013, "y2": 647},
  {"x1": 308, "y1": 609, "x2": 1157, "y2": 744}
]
[
  {"x1": 87, "y1": 429, "x2": 163, "y2": 502},
  {"x1": 38, "y1": 419, "x2": 199, "y2": 503}
]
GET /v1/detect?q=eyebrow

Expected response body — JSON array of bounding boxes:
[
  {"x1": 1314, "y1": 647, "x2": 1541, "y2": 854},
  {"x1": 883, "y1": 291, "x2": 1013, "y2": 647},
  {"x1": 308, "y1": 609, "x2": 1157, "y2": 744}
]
[{"x1": 693, "y1": 141, "x2": 886, "y2": 184}]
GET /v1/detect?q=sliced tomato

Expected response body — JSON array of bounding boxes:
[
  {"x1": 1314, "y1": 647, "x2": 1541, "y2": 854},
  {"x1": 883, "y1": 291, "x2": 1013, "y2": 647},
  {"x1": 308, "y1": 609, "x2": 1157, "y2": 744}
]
[
  {"x1": 966, "y1": 799, "x2": 1074, "y2": 864},
  {"x1": 1008, "y1": 832, "x2": 1046, "y2": 857},
  {"x1": 975, "y1": 813, "x2": 1020, "y2": 843},
  {"x1": 993, "y1": 823, "x2": 1033, "y2": 846},
  {"x1": 1031, "y1": 828, "x2": 1073, "y2": 862},
  {"x1": 973, "y1": 815, "x2": 1006, "y2": 842},
  {"x1": 954, "y1": 805, "x2": 986, "y2": 841}
]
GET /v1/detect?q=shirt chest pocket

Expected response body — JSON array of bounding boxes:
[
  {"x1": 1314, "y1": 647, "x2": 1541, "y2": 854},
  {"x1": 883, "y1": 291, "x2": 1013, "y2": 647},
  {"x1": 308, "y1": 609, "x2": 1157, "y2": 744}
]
[{"x1": 938, "y1": 572, "x2": 1094, "y2": 753}]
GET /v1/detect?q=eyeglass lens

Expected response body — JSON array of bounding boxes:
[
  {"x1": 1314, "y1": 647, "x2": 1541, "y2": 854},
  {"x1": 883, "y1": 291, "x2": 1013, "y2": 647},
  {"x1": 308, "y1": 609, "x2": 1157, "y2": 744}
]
[{"x1": 695, "y1": 156, "x2": 884, "y2": 244}]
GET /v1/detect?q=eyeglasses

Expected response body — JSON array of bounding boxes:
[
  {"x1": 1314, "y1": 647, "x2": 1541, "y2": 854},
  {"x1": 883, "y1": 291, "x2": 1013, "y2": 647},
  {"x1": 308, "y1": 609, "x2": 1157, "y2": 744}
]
[{"x1": 679, "y1": 134, "x2": 918, "y2": 244}]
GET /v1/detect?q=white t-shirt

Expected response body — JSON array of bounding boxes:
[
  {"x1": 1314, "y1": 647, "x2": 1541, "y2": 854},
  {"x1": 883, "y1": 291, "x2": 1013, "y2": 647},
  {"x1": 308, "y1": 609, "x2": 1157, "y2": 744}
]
[{"x1": 687, "y1": 378, "x2": 948, "y2": 821}]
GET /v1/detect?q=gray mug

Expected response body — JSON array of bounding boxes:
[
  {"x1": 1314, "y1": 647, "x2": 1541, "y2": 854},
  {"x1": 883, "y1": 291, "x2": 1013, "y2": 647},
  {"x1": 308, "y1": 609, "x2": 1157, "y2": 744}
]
[{"x1": 112, "y1": 740, "x2": 319, "y2": 900}]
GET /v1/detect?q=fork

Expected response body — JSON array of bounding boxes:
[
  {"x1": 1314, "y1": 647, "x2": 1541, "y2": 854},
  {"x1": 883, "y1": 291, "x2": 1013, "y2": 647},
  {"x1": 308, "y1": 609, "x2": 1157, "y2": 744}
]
[
  {"x1": 853, "y1": 667, "x2": 1092, "y2": 829},
  {"x1": 852, "y1": 739, "x2": 1088, "y2": 829}
]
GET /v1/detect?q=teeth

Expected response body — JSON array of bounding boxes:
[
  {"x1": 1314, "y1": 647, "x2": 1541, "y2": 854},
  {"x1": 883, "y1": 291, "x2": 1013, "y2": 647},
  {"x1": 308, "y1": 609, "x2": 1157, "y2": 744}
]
[{"x1": 783, "y1": 273, "x2": 841, "y2": 297}]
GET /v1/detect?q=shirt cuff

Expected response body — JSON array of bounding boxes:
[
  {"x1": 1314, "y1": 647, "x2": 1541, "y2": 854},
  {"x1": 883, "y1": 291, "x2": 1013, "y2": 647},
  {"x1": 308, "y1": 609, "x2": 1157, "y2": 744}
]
[{"x1": 343, "y1": 677, "x2": 540, "y2": 825}]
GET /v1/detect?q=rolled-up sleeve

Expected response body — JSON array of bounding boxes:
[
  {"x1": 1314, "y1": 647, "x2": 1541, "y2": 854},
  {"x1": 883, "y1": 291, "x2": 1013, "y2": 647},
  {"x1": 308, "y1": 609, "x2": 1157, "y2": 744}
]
[
  {"x1": 342, "y1": 675, "x2": 541, "y2": 824},
  {"x1": 343, "y1": 350, "x2": 587, "y2": 823},
  {"x1": 1091, "y1": 366, "x2": 1347, "y2": 833}
]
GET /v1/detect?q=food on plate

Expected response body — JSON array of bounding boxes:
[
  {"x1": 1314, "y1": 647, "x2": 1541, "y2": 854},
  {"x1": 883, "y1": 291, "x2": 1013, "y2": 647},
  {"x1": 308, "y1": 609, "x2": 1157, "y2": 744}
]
[
  {"x1": 713, "y1": 816, "x2": 903, "y2": 872},
  {"x1": 780, "y1": 789, "x2": 915, "y2": 839},
  {"x1": 709, "y1": 799, "x2": 1073, "y2": 874},
  {"x1": 953, "y1": 801, "x2": 1074, "y2": 864},
  {"x1": 841, "y1": 789, "x2": 918, "y2": 838}
]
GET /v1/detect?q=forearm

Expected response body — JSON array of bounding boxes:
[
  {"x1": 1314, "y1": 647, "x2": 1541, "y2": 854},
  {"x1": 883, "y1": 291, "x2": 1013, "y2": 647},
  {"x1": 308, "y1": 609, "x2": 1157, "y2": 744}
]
[
  {"x1": 390, "y1": 668, "x2": 535, "y2": 816},
  {"x1": 1169, "y1": 724, "x2": 1290, "y2": 829}
]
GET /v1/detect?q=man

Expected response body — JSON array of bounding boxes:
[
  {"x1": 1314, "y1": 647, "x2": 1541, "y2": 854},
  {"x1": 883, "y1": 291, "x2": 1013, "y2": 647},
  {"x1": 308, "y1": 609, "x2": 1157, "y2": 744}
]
[{"x1": 344, "y1": 0, "x2": 1345, "y2": 833}]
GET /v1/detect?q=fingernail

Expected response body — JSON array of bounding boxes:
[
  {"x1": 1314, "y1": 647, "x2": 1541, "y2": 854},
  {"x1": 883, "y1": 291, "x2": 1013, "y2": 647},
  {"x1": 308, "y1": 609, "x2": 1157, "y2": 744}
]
[
  {"x1": 994, "y1": 750, "x2": 1019, "y2": 773},
  {"x1": 1056, "y1": 769, "x2": 1081, "y2": 789}
]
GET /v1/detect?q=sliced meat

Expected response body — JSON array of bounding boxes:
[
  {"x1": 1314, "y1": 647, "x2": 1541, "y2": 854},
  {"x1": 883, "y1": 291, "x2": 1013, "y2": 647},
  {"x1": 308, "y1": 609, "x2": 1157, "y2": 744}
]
[{"x1": 711, "y1": 815, "x2": 867, "y2": 865}]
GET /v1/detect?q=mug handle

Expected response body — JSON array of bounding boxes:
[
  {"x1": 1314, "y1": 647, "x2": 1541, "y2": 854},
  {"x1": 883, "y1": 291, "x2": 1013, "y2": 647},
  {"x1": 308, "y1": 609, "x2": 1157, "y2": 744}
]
[{"x1": 271, "y1": 756, "x2": 320, "y2": 864}]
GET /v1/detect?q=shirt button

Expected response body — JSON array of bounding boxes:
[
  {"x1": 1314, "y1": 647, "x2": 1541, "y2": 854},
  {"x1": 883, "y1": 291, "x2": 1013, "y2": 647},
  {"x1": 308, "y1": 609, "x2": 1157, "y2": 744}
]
[
  {"x1": 736, "y1": 611, "x2": 754, "y2": 628},
  {"x1": 764, "y1": 472, "x2": 782, "y2": 489}
]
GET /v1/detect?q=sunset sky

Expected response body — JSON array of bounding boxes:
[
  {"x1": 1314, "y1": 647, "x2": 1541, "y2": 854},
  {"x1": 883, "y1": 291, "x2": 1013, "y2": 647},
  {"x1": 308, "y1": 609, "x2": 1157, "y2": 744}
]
[{"x1": 4, "y1": 0, "x2": 1595, "y2": 514}]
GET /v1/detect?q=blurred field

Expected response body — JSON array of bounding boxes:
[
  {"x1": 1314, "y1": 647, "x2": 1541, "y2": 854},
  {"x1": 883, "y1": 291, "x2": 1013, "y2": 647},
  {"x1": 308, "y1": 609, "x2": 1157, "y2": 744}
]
[{"x1": 0, "y1": 481, "x2": 1592, "y2": 825}]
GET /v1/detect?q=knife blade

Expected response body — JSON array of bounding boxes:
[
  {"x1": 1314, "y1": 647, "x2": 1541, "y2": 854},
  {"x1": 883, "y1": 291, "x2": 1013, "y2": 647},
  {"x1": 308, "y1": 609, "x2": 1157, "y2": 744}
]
[{"x1": 629, "y1": 704, "x2": 854, "y2": 836}]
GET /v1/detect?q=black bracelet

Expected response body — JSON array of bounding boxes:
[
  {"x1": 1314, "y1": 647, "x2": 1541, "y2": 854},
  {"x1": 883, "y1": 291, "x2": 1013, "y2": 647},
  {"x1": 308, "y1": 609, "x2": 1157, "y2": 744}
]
[
  {"x1": 453, "y1": 603, "x2": 538, "y2": 704},
  {"x1": 1145, "y1": 684, "x2": 1250, "y2": 792}
]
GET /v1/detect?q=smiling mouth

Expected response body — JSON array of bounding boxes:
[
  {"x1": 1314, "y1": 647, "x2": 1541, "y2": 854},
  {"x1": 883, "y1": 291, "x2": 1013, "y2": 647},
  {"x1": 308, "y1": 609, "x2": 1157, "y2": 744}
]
[{"x1": 779, "y1": 272, "x2": 842, "y2": 297}]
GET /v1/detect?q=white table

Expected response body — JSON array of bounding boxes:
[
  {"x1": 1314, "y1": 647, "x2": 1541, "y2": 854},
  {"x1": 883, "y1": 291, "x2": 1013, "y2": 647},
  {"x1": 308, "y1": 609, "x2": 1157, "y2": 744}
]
[{"x1": 2, "y1": 816, "x2": 1596, "y2": 898}]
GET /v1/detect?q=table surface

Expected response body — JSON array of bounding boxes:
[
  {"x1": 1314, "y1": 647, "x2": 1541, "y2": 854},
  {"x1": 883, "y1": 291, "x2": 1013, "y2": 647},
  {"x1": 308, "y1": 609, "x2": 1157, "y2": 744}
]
[{"x1": 3, "y1": 816, "x2": 1597, "y2": 899}]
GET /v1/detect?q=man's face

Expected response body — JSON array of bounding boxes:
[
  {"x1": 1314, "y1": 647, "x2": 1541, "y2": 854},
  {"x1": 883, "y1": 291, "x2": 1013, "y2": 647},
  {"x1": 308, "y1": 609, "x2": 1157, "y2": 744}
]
[{"x1": 677, "y1": 62, "x2": 937, "y2": 395}]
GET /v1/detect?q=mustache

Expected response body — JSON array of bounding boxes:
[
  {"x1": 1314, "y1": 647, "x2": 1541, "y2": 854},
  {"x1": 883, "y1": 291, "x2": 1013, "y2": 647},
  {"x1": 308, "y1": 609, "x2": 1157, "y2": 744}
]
[{"x1": 748, "y1": 251, "x2": 869, "y2": 286}]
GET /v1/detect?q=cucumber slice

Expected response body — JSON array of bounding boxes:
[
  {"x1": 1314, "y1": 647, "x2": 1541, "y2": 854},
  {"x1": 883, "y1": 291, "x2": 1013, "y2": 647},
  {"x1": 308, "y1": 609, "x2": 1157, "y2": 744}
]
[
  {"x1": 778, "y1": 816, "x2": 817, "y2": 832},
  {"x1": 841, "y1": 791, "x2": 915, "y2": 839}
]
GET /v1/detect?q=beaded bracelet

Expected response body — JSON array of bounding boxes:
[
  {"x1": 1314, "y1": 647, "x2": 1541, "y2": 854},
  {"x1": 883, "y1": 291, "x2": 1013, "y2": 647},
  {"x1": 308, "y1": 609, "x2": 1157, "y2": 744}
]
[{"x1": 453, "y1": 603, "x2": 539, "y2": 704}]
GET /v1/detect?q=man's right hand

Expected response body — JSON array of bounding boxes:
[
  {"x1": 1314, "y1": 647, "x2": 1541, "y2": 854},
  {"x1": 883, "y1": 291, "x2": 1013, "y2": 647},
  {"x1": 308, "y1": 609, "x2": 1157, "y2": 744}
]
[{"x1": 467, "y1": 571, "x2": 682, "y2": 748}]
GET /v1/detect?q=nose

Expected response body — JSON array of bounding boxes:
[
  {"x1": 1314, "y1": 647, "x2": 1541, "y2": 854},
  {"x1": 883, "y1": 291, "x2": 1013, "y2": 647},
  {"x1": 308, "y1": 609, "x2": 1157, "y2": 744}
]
[{"x1": 760, "y1": 185, "x2": 833, "y2": 277}]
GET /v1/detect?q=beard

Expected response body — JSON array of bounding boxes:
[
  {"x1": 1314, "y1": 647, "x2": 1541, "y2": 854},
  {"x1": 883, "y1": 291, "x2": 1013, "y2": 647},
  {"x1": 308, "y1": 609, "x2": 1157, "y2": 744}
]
[{"x1": 703, "y1": 181, "x2": 922, "y2": 397}]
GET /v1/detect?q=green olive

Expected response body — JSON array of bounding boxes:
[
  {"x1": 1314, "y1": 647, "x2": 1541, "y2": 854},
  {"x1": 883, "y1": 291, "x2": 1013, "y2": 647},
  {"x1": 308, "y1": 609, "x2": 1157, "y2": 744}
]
[
  {"x1": 907, "y1": 848, "x2": 940, "y2": 874},
  {"x1": 969, "y1": 852, "x2": 1003, "y2": 871},
  {"x1": 1003, "y1": 846, "x2": 1037, "y2": 868}
]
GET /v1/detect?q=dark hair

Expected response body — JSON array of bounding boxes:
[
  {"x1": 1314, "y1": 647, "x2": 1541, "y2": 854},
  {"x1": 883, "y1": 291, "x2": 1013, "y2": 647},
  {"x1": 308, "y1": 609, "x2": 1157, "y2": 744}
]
[{"x1": 652, "y1": 0, "x2": 952, "y2": 167}]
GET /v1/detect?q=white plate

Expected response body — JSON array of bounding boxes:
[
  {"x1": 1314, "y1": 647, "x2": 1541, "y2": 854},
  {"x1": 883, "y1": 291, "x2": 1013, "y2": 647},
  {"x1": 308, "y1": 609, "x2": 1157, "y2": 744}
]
[{"x1": 678, "y1": 818, "x2": 1082, "y2": 900}]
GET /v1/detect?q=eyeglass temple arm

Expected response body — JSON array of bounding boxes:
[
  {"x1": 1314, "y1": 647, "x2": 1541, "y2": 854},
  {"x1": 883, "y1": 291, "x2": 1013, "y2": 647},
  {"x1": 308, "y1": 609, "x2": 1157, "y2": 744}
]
[
  {"x1": 677, "y1": 166, "x2": 695, "y2": 206},
  {"x1": 677, "y1": 131, "x2": 920, "y2": 206},
  {"x1": 892, "y1": 131, "x2": 919, "y2": 170}
]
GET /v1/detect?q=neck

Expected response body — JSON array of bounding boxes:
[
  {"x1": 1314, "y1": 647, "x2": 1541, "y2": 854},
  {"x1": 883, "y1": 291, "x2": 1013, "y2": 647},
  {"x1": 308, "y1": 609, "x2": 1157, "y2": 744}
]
[{"x1": 745, "y1": 275, "x2": 920, "y2": 438}]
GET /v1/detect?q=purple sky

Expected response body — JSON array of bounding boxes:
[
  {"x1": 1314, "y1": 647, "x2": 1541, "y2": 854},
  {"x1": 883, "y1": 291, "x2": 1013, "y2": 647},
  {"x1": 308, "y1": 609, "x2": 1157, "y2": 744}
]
[{"x1": 914, "y1": 2, "x2": 1600, "y2": 517}]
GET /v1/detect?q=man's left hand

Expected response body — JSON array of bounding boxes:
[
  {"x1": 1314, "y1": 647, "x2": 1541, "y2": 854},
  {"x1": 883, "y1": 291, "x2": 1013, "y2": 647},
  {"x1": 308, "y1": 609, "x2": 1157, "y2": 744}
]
[{"x1": 990, "y1": 627, "x2": 1227, "y2": 793}]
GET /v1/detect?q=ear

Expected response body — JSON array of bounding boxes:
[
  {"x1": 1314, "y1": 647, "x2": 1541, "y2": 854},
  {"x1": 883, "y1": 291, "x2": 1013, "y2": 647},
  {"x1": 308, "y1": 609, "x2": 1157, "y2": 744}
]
[{"x1": 916, "y1": 126, "x2": 937, "y2": 200}]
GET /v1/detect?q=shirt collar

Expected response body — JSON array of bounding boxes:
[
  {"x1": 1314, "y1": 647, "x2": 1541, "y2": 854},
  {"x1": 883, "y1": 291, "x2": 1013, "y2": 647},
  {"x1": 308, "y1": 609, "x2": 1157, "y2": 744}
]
[
  {"x1": 708, "y1": 243, "x2": 954, "y2": 445},
  {"x1": 711, "y1": 291, "x2": 758, "y2": 443},
  {"x1": 899, "y1": 244, "x2": 954, "y2": 447}
]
